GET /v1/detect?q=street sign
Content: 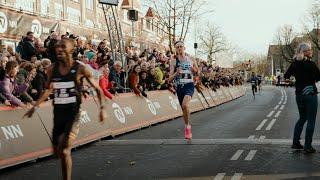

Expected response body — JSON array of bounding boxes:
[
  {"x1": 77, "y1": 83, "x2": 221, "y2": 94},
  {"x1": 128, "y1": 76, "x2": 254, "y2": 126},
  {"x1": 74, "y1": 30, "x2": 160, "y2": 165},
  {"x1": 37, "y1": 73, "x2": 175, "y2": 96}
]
[{"x1": 99, "y1": 0, "x2": 118, "y2": 6}]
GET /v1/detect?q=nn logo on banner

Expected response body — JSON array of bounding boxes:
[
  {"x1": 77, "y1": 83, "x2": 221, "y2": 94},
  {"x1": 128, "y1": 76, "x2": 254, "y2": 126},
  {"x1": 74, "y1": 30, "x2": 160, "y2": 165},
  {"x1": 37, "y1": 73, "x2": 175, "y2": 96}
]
[
  {"x1": 31, "y1": 19, "x2": 42, "y2": 38},
  {"x1": 0, "y1": 12, "x2": 8, "y2": 33}
]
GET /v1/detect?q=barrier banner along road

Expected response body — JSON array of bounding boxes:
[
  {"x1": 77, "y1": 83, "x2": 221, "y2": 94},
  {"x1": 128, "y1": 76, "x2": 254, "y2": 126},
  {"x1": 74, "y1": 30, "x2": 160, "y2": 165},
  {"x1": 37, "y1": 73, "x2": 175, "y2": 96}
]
[{"x1": 0, "y1": 86, "x2": 245, "y2": 169}]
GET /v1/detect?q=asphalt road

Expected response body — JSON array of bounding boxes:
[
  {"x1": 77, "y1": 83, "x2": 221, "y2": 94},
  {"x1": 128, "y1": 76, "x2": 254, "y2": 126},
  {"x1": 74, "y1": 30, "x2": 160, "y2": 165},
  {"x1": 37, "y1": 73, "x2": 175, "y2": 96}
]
[{"x1": 2, "y1": 85, "x2": 320, "y2": 180}]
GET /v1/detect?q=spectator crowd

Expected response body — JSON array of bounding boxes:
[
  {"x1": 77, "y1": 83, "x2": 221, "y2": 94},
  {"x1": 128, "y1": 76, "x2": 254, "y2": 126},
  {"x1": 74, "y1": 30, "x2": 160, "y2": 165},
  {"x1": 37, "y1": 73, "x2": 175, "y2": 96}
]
[{"x1": 0, "y1": 31, "x2": 244, "y2": 107}]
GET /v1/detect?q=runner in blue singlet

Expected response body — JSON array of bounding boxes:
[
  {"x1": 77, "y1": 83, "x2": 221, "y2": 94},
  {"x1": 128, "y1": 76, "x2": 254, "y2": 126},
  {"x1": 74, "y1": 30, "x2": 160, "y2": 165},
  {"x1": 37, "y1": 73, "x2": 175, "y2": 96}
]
[{"x1": 168, "y1": 41, "x2": 199, "y2": 140}]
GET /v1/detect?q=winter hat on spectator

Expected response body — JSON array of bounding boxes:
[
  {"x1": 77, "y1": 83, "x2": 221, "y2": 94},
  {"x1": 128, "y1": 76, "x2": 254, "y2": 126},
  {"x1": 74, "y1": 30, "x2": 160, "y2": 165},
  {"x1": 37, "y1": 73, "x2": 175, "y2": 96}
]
[
  {"x1": 87, "y1": 52, "x2": 96, "y2": 62},
  {"x1": 92, "y1": 41, "x2": 98, "y2": 46}
]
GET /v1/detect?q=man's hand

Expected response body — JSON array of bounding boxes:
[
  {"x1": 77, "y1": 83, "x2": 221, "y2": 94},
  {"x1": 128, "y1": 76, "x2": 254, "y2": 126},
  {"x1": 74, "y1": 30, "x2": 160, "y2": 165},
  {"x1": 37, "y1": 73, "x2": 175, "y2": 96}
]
[
  {"x1": 99, "y1": 109, "x2": 107, "y2": 123},
  {"x1": 22, "y1": 107, "x2": 36, "y2": 119},
  {"x1": 4, "y1": 100, "x2": 11, "y2": 106}
]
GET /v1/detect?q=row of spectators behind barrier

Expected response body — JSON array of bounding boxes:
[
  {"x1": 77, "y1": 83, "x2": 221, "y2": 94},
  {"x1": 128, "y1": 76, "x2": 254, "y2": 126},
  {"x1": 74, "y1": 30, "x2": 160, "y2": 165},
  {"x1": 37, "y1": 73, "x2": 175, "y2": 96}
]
[{"x1": 0, "y1": 31, "x2": 245, "y2": 107}]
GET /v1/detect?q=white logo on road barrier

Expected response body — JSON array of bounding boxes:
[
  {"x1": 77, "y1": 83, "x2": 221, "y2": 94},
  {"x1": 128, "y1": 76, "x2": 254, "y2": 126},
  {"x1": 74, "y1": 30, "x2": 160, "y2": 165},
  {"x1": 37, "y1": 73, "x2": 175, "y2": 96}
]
[
  {"x1": 0, "y1": 12, "x2": 8, "y2": 33},
  {"x1": 80, "y1": 111, "x2": 91, "y2": 124},
  {"x1": 112, "y1": 103, "x2": 125, "y2": 123},
  {"x1": 169, "y1": 96, "x2": 177, "y2": 110},
  {"x1": 146, "y1": 99, "x2": 156, "y2": 115},
  {"x1": 31, "y1": 19, "x2": 42, "y2": 38}
]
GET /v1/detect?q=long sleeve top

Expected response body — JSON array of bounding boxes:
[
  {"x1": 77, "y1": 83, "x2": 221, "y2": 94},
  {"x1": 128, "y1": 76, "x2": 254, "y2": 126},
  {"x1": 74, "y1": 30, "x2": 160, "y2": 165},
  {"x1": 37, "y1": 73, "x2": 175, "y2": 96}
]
[
  {"x1": 284, "y1": 59, "x2": 320, "y2": 94},
  {"x1": 99, "y1": 72, "x2": 113, "y2": 99},
  {"x1": 0, "y1": 75, "x2": 30, "y2": 106},
  {"x1": 129, "y1": 73, "x2": 141, "y2": 94}
]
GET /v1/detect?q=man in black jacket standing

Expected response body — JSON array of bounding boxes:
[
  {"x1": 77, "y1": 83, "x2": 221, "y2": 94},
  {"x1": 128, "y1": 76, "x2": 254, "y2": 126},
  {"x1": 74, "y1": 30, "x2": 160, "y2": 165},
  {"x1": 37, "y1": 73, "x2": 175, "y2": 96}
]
[{"x1": 22, "y1": 31, "x2": 41, "y2": 61}]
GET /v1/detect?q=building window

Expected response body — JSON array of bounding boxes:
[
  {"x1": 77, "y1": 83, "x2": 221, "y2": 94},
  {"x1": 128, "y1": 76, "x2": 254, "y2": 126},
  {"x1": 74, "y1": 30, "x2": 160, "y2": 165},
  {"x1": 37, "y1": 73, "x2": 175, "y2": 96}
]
[
  {"x1": 0, "y1": 0, "x2": 6, "y2": 4},
  {"x1": 67, "y1": 7, "x2": 80, "y2": 25},
  {"x1": 16, "y1": 0, "x2": 34, "y2": 12},
  {"x1": 86, "y1": 0, "x2": 93, "y2": 10},
  {"x1": 55, "y1": 3, "x2": 63, "y2": 19},
  {"x1": 85, "y1": 19, "x2": 94, "y2": 28},
  {"x1": 40, "y1": 0, "x2": 49, "y2": 15}
]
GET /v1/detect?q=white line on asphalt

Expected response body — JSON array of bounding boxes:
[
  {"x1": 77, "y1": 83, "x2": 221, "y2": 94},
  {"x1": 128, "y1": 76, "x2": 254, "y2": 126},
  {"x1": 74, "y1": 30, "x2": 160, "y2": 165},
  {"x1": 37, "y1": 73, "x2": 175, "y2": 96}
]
[
  {"x1": 96, "y1": 139, "x2": 320, "y2": 145},
  {"x1": 274, "y1": 111, "x2": 281, "y2": 117},
  {"x1": 231, "y1": 173, "x2": 243, "y2": 180},
  {"x1": 266, "y1": 119, "x2": 277, "y2": 130},
  {"x1": 248, "y1": 135, "x2": 255, "y2": 139},
  {"x1": 256, "y1": 119, "x2": 268, "y2": 130},
  {"x1": 274, "y1": 105, "x2": 279, "y2": 110},
  {"x1": 267, "y1": 111, "x2": 275, "y2": 117},
  {"x1": 230, "y1": 150, "x2": 244, "y2": 160},
  {"x1": 213, "y1": 173, "x2": 226, "y2": 180},
  {"x1": 278, "y1": 101, "x2": 282, "y2": 105},
  {"x1": 259, "y1": 136, "x2": 266, "y2": 139},
  {"x1": 245, "y1": 150, "x2": 257, "y2": 161},
  {"x1": 280, "y1": 105, "x2": 285, "y2": 110},
  {"x1": 283, "y1": 101, "x2": 287, "y2": 104}
]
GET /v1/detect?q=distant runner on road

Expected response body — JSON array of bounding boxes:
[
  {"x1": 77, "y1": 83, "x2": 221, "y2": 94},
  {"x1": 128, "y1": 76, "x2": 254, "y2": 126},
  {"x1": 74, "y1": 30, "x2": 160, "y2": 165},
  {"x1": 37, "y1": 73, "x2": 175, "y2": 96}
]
[
  {"x1": 250, "y1": 72, "x2": 258, "y2": 98},
  {"x1": 168, "y1": 41, "x2": 199, "y2": 140}
]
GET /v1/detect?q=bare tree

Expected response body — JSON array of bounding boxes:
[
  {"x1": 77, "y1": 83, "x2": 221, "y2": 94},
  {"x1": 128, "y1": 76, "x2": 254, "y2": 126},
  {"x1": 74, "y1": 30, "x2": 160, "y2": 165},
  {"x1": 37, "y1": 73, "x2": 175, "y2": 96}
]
[
  {"x1": 301, "y1": 0, "x2": 320, "y2": 66},
  {"x1": 197, "y1": 22, "x2": 228, "y2": 64},
  {"x1": 252, "y1": 55, "x2": 268, "y2": 75},
  {"x1": 302, "y1": 1, "x2": 320, "y2": 49},
  {"x1": 146, "y1": 0, "x2": 211, "y2": 52},
  {"x1": 274, "y1": 25, "x2": 301, "y2": 63}
]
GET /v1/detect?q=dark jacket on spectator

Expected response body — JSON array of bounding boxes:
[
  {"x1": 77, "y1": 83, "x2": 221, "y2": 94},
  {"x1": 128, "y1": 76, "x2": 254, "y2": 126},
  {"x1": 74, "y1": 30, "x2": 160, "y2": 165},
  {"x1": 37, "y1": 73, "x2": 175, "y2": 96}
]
[
  {"x1": 0, "y1": 93, "x2": 7, "y2": 104},
  {"x1": 109, "y1": 66, "x2": 125, "y2": 93},
  {"x1": 146, "y1": 73, "x2": 159, "y2": 91},
  {"x1": 138, "y1": 76, "x2": 147, "y2": 91},
  {"x1": 31, "y1": 70, "x2": 47, "y2": 100},
  {"x1": 0, "y1": 67, "x2": 5, "y2": 81},
  {"x1": 46, "y1": 38, "x2": 58, "y2": 63},
  {"x1": 0, "y1": 67, "x2": 7, "y2": 104},
  {"x1": 73, "y1": 47, "x2": 85, "y2": 60},
  {"x1": 22, "y1": 37, "x2": 41, "y2": 61},
  {"x1": 0, "y1": 75, "x2": 29, "y2": 106}
]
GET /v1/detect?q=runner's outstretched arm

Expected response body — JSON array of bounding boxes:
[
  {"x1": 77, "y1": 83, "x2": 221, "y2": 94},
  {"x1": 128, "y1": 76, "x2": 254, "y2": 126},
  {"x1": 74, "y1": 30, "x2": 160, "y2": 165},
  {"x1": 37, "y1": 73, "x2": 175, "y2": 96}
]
[{"x1": 80, "y1": 65, "x2": 106, "y2": 122}]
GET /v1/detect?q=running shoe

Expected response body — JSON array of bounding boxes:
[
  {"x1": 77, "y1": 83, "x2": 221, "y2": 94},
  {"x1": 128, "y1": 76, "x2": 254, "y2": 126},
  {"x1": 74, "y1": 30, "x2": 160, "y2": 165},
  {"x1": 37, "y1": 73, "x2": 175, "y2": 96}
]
[
  {"x1": 304, "y1": 146, "x2": 316, "y2": 153},
  {"x1": 291, "y1": 144, "x2": 303, "y2": 150},
  {"x1": 185, "y1": 126, "x2": 192, "y2": 140}
]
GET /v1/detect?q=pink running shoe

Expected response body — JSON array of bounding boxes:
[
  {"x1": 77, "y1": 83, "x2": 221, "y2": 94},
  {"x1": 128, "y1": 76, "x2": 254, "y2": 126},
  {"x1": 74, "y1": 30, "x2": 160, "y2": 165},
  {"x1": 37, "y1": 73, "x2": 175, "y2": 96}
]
[{"x1": 185, "y1": 126, "x2": 192, "y2": 140}]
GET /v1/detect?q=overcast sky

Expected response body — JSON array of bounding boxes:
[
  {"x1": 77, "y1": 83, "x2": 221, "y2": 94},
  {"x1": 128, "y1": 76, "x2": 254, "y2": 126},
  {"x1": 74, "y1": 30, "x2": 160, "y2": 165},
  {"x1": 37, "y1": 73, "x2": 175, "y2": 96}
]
[{"x1": 140, "y1": 0, "x2": 312, "y2": 57}]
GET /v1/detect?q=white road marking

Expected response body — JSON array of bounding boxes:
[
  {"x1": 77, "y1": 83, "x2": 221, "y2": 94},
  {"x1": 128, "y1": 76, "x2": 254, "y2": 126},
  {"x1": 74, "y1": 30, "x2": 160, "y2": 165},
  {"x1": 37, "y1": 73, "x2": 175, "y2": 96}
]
[
  {"x1": 266, "y1": 119, "x2": 277, "y2": 130},
  {"x1": 283, "y1": 101, "x2": 287, "y2": 104},
  {"x1": 245, "y1": 150, "x2": 257, "y2": 160},
  {"x1": 248, "y1": 135, "x2": 255, "y2": 139},
  {"x1": 256, "y1": 119, "x2": 268, "y2": 130},
  {"x1": 278, "y1": 101, "x2": 282, "y2": 105},
  {"x1": 267, "y1": 111, "x2": 274, "y2": 117},
  {"x1": 280, "y1": 105, "x2": 285, "y2": 110},
  {"x1": 274, "y1": 111, "x2": 281, "y2": 117},
  {"x1": 274, "y1": 105, "x2": 279, "y2": 110},
  {"x1": 213, "y1": 173, "x2": 226, "y2": 180},
  {"x1": 230, "y1": 150, "x2": 244, "y2": 160},
  {"x1": 231, "y1": 173, "x2": 243, "y2": 180},
  {"x1": 97, "y1": 139, "x2": 320, "y2": 145},
  {"x1": 259, "y1": 136, "x2": 266, "y2": 139}
]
